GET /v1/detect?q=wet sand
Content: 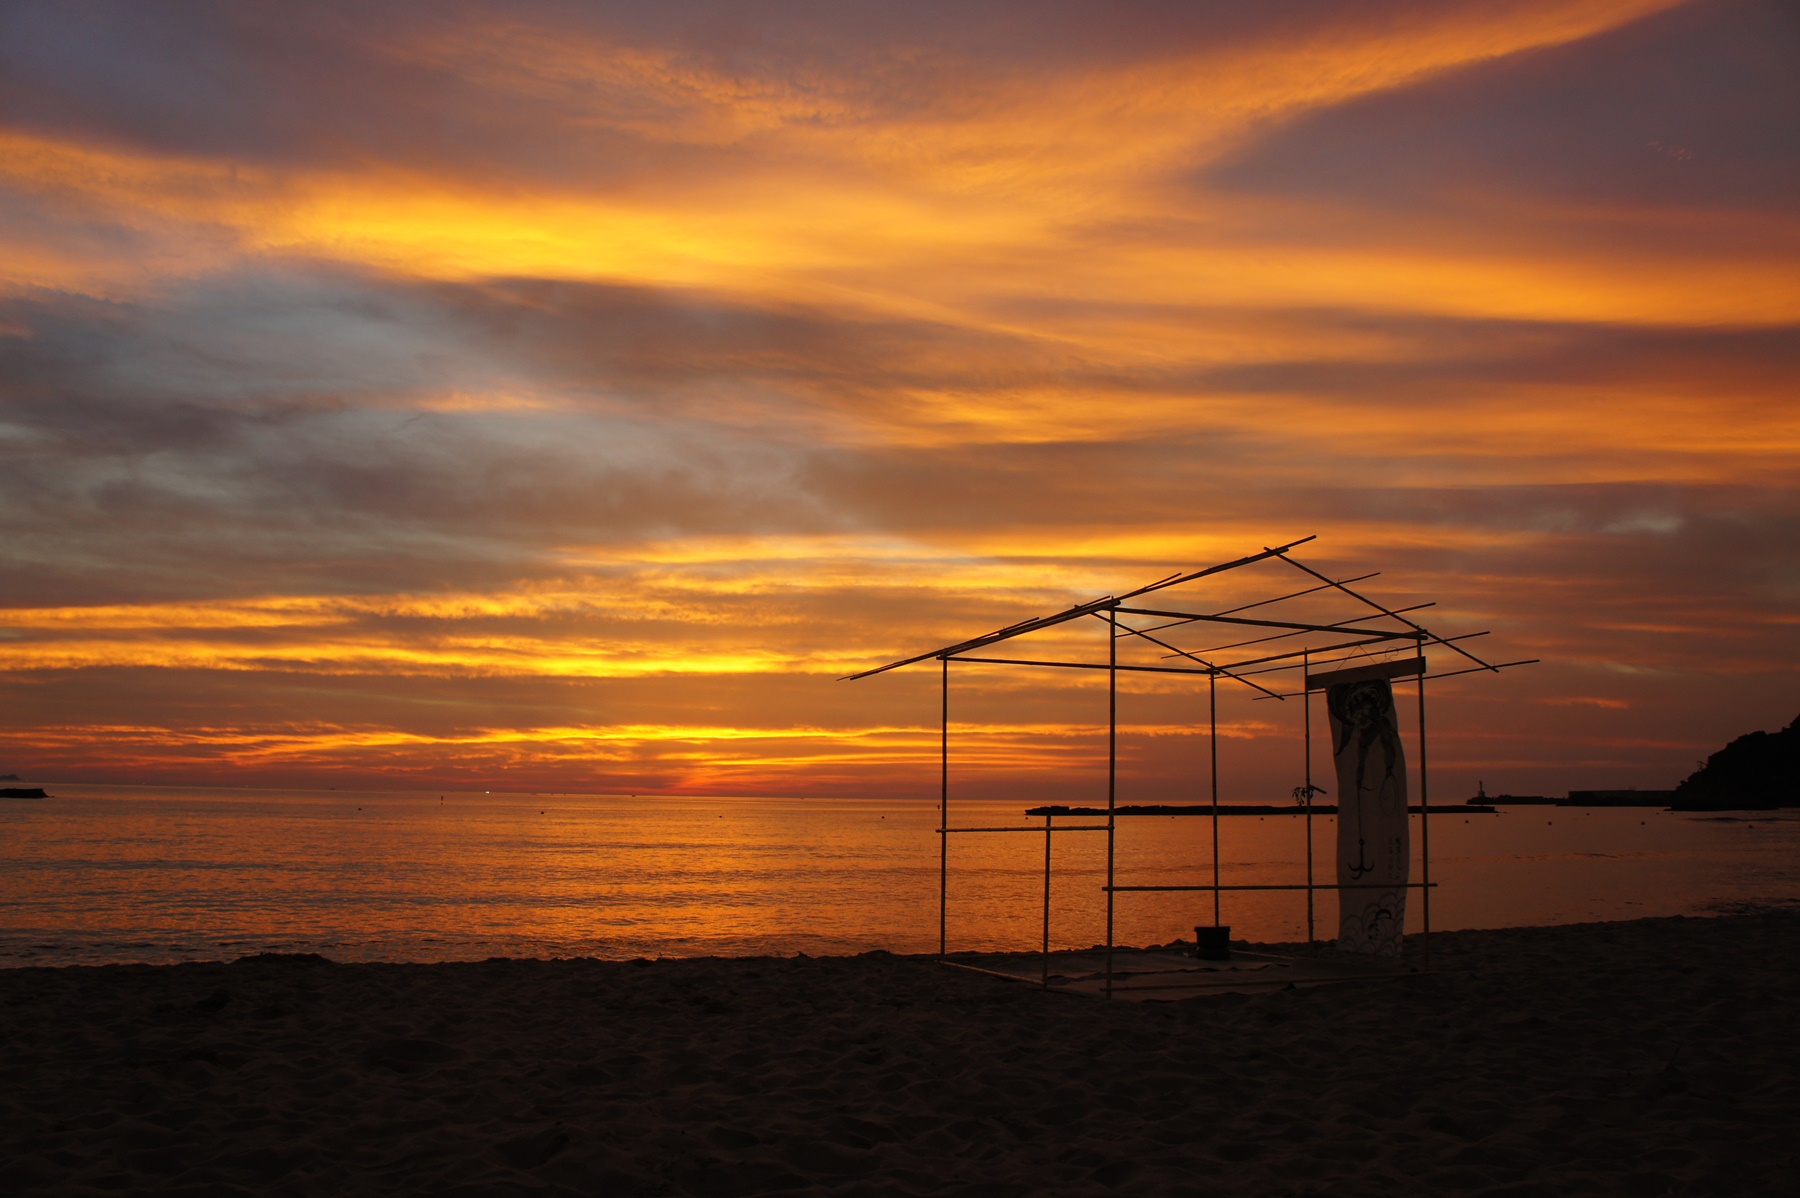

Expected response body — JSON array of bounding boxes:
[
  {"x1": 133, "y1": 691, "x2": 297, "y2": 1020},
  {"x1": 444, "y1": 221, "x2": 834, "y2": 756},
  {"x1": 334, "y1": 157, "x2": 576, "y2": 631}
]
[{"x1": 1, "y1": 911, "x2": 1794, "y2": 1196}]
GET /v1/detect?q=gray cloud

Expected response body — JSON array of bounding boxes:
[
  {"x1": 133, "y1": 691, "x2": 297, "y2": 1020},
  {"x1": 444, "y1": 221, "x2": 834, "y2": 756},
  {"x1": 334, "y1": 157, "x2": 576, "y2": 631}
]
[
  {"x1": 1, "y1": 2, "x2": 1795, "y2": 794},
  {"x1": 5, "y1": 257, "x2": 1798, "y2": 606},
  {"x1": 1, "y1": 1, "x2": 1555, "y2": 184},
  {"x1": 1205, "y1": 0, "x2": 1800, "y2": 218},
  {"x1": 1163, "y1": 318, "x2": 1800, "y2": 404}
]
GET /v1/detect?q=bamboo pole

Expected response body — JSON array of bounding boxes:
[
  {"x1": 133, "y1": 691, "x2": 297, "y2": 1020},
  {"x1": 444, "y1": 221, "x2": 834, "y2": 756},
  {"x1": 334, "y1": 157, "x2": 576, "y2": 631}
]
[
  {"x1": 1417, "y1": 664, "x2": 1431, "y2": 968},
  {"x1": 939, "y1": 655, "x2": 947, "y2": 957},
  {"x1": 1210, "y1": 670, "x2": 1220, "y2": 927},
  {"x1": 1304, "y1": 648, "x2": 1315, "y2": 945},
  {"x1": 1105, "y1": 610, "x2": 1117, "y2": 998},
  {"x1": 1041, "y1": 813, "x2": 1052, "y2": 988}
]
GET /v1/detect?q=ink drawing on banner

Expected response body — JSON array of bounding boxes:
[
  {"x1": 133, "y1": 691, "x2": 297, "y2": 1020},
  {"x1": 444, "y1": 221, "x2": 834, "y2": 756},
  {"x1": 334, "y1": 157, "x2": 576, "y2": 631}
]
[{"x1": 1317, "y1": 659, "x2": 1418, "y2": 957}]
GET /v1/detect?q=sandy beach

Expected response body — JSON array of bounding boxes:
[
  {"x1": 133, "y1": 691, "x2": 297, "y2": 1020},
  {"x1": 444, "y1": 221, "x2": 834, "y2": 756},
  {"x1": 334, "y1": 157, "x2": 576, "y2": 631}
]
[{"x1": 1, "y1": 911, "x2": 1794, "y2": 1197}]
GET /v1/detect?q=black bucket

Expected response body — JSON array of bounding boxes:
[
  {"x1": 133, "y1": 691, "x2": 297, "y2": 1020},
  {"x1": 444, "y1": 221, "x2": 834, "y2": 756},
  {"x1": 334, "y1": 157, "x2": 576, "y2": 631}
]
[{"x1": 1194, "y1": 925, "x2": 1232, "y2": 961}]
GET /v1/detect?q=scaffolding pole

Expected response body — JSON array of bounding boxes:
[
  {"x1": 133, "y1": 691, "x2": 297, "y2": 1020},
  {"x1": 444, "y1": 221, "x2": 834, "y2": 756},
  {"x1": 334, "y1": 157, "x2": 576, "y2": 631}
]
[
  {"x1": 1210, "y1": 670, "x2": 1220, "y2": 927},
  {"x1": 1041, "y1": 813, "x2": 1052, "y2": 987},
  {"x1": 1417, "y1": 666, "x2": 1431, "y2": 968},
  {"x1": 939, "y1": 655, "x2": 947, "y2": 957},
  {"x1": 1304, "y1": 648, "x2": 1315, "y2": 945},
  {"x1": 1106, "y1": 610, "x2": 1118, "y2": 998}
]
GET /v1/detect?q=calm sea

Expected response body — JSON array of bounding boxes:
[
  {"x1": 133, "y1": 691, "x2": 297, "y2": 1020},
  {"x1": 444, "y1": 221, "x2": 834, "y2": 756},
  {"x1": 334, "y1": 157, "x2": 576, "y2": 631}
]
[{"x1": 2, "y1": 784, "x2": 1796, "y2": 967}]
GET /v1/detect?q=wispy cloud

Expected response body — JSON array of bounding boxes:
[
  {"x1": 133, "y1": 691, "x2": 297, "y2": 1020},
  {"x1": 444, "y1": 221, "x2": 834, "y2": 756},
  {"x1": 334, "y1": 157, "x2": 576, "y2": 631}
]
[{"x1": 0, "y1": 0, "x2": 1794, "y2": 795}]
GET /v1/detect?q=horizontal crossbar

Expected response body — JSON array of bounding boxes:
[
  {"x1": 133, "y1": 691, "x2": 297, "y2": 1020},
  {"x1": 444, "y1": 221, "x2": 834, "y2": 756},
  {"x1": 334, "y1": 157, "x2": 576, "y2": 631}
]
[
  {"x1": 938, "y1": 825, "x2": 1111, "y2": 833},
  {"x1": 1105, "y1": 882, "x2": 1440, "y2": 892}
]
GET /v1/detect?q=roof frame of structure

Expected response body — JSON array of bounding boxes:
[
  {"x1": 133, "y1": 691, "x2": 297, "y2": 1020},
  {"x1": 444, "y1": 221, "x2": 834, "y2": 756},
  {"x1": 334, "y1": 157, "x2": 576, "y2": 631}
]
[{"x1": 841, "y1": 536, "x2": 1531, "y2": 694}]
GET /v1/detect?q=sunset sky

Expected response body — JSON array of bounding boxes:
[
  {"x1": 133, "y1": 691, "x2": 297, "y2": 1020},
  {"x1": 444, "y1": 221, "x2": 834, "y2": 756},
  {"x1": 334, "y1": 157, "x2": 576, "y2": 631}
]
[{"x1": 1, "y1": 0, "x2": 1795, "y2": 799}]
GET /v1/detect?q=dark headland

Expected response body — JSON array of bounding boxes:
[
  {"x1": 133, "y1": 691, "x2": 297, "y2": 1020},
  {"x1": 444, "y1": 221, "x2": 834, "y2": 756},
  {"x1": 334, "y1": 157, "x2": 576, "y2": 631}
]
[
  {"x1": 1469, "y1": 713, "x2": 1800, "y2": 811},
  {"x1": 1671, "y1": 713, "x2": 1800, "y2": 811}
]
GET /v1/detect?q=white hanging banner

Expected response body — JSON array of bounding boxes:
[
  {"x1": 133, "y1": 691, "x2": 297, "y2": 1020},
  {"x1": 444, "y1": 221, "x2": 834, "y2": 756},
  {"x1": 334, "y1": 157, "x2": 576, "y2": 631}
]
[{"x1": 1324, "y1": 674, "x2": 1410, "y2": 956}]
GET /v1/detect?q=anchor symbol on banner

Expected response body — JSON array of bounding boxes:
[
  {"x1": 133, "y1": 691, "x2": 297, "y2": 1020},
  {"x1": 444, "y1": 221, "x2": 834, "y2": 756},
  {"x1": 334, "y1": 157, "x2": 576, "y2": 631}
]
[{"x1": 1347, "y1": 836, "x2": 1374, "y2": 879}]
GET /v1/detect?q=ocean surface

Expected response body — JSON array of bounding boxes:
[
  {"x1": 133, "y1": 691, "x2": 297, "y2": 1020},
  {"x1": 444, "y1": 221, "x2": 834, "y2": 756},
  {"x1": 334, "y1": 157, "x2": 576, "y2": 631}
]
[{"x1": 2, "y1": 784, "x2": 1797, "y2": 967}]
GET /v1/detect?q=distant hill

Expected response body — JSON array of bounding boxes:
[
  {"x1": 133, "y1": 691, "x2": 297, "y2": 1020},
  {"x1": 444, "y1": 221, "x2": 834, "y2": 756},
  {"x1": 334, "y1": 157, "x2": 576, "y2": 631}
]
[{"x1": 1672, "y1": 713, "x2": 1800, "y2": 810}]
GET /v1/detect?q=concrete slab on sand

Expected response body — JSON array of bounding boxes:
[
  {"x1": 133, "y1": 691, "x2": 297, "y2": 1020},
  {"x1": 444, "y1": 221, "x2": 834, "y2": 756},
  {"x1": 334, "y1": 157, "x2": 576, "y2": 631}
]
[{"x1": 943, "y1": 946, "x2": 1416, "y2": 999}]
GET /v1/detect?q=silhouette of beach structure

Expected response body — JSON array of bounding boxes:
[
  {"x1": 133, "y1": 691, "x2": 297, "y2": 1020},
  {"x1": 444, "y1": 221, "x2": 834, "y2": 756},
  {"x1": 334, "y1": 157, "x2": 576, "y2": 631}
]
[{"x1": 847, "y1": 536, "x2": 1535, "y2": 996}]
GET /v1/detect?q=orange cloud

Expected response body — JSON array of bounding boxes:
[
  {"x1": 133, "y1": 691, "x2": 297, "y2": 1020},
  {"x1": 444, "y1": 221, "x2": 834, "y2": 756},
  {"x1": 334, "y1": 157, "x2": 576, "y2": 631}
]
[{"x1": 1, "y1": 0, "x2": 1793, "y2": 797}]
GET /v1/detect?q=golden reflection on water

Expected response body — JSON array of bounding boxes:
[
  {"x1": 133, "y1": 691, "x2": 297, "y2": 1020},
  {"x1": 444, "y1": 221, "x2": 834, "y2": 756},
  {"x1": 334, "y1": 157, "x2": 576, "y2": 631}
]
[{"x1": 1, "y1": 786, "x2": 1795, "y2": 966}]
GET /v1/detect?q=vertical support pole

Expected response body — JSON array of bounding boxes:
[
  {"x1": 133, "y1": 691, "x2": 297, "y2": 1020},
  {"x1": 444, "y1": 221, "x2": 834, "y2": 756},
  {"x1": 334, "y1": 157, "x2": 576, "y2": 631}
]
[
  {"x1": 1105, "y1": 610, "x2": 1117, "y2": 999},
  {"x1": 1041, "y1": 812, "x2": 1052, "y2": 988},
  {"x1": 1416, "y1": 648, "x2": 1431, "y2": 969},
  {"x1": 1303, "y1": 649, "x2": 1314, "y2": 945},
  {"x1": 1210, "y1": 668, "x2": 1220, "y2": 927},
  {"x1": 939, "y1": 654, "x2": 948, "y2": 958}
]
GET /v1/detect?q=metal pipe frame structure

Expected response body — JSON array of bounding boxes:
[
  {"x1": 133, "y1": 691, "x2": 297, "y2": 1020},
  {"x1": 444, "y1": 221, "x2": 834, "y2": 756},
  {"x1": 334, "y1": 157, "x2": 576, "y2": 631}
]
[{"x1": 845, "y1": 537, "x2": 1535, "y2": 997}]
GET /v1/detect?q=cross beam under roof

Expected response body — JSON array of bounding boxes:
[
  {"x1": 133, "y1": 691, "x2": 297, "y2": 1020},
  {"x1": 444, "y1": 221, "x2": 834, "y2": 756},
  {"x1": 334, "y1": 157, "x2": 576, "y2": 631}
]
[
  {"x1": 839, "y1": 537, "x2": 1503, "y2": 688},
  {"x1": 1110, "y1": 606, "x2": 1416, "y2": 640},
  {"x1": 1099, "y1": 613, "x2": 1284, "y2": 700},
  {"x1": 1269, "y1": 548, "x2": 1497, "y2": 674},
  {"x1": 838, "y1": 536, "x2": 1317, "y2": 681}
]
